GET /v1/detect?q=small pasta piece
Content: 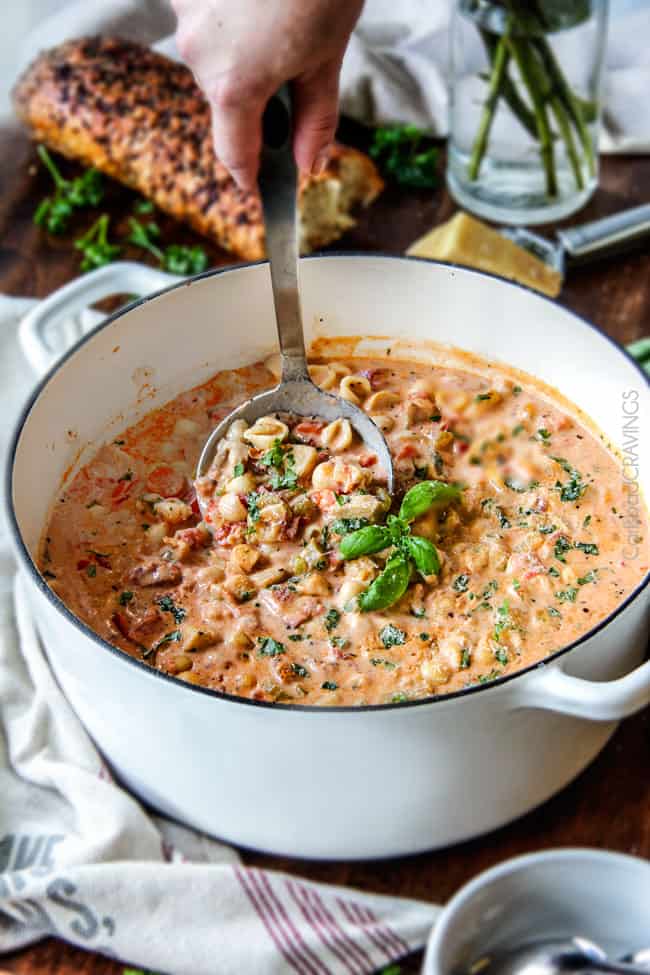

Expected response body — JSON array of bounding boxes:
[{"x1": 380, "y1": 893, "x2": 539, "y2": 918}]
[
  {"x1": 154, "y1": 498, "x2": 192, "y2": 524},
  {"x1": 334, "y1": 494, "x2": 385, "y2": 522},
  {"x1": 436, "y1": 388, "x2": 470, "y2": 413},
  {"x1": 365, "y1": 390, "x2": 400, "y2": 412},
  {"x1": 218, "y1": 492, "x2": 247, "y2": 523},
  {"x1": 182, "y1": 626, "x2": 219, "y2": 651},
  {"x1": 226, "y1": 419, "x2": 249, "y2": 442},
  {"x1": 329, "y1": 362, "x2": 352, "y2": 382},
  {"x1": 321, "y1": 418, "x2": 353, "y2": 452},
  {"x1": 311, "y1": 461, "x2": 336, "y2": 491},
  {"x1": 230, "y1": 543, "x2": 261, "y2": 573},
  {"x1": 243, "y1": 416, "x2": 289, "y2": 450},
  {"x1": 339, "y1": 374, "x2": 372, "y2": 406},
  {"x1": 309, "y1": 364, "x2": 336, "y2": 390},
  {"x1": 405, "y1": 396, "x2": 435, "y2": 426},
  {"x1": 411, "y1": 377, "x2": 437, "y2": 399},
  {"x1": 370, "y1": 413, "x2": 395, "y2": 433},
  {"x1": 249, "y1": 565, "x2": 289, "y2": 588},
  {"x1": 257, "y1": 501, "x2": 289, "y2": 542},
  {"x1": 311, "y1": 459, "x2": 368, "y2": 493},
  {"x1": 168, "y1": 653, "x2": 194, "y2": 675},
  {"x1": 227, "y1": 472, "x2": 257, "y2": 495},
  {"x1": 420, "y1": 657, "x2": 451, "y2": 688},
  {"x1": 223, "y1": 573, "x2": 256, "y2": 602},
  {"x1": 296, "y1": 571, "x2": 331, "y2": 596},
  {"x1": 337, "y1": 577, "x2": 368, "y2": 604},
  {"x1": 291, "y1": 444, "x2": 318, "y2": 478},
  {"x1": 344, "y1": 556, "x2": 377, "y2": 584}
]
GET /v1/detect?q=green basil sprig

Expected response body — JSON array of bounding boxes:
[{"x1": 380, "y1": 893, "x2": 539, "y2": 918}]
[
  {"x1": 399, "y1": 480, "x2": 462, "y2": 522},
  {"x1": 358, "y1": 554, "x2": 411, "y2": 612},
  {"x1": 339, "y1": 480, "x2": 461, "y2": 612},
  {"x1": 339, "y1": 525, "x2": 391, "y2": 560}
]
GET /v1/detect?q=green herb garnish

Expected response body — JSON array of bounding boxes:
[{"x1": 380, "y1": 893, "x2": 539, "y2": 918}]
[
  {"x1": 34, "y1": 145, "x2": 104, "y2": 234},
  {"x1": 157, "y1": 594, "x2": 186, "y2": 623},
  {"x1": 257, "y1": 637, "x2": 286, "y2": 657},
  {"x1": 574, "y1": 541, "x2": 599, "y2": 556},
  {"x1": 370, "y1": 657, "x2": 397, "y2": 669},
  {"x1": 369, "y1": 124, "x2": 439, "y2": 188},
  {"x1": 379, "y1": 624, "x2": 407, "y2": 648},
  {"x1": 74, "y1": 214, "x2": 121, "y2": 271},
  {"x1": 260, "y1": 439, "x2": 298, "y2": 490},
  {"x1": 452, "y1": 574, "x2": 470, "y2": 593},
  {"x1": 324, "y1": 608, "x2": 340, "y2": 632},
  {"x1": 339, "y1": 481, "x2": 461, "y2": 612},
  {"x1": 556, "y1": 587, "x2": 578, "y2": 603},
  {"x1": 554, "y1": 535, "x2": 572, "y2": 563}
]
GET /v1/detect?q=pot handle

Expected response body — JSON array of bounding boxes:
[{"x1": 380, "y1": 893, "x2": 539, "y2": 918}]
[
  {"x1": 511, "y1": 659, "x2": 650, "y2": 721},
  {"x1": 19, "y1": 261, "x2": 179, "y2": 377}
]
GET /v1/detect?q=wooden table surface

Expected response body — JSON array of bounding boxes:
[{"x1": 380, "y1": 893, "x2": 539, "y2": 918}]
[{"x1": 1, "y1": 121, "x2": 648, "y2": 975}]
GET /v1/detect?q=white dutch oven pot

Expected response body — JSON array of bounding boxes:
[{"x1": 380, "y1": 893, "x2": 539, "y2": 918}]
[{"x1": 7, "y1": 256, "x2": 650, "y2": 860}]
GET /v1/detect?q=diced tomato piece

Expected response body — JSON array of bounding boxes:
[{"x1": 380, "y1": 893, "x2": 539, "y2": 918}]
[
  {"x1": 77, "y1": 559, "x2": 91, "y2": 570},
  {"x1": 94, "y1": 553, "x2": 112, "y2": 569},
  {"x1": 359, "y1": 454, "x2": 377, "y2": 468},
  {"x1": 294, "y1": 420, "x2": 325, "y2": 443},
  {"x1": 397, "y1": 444, "x2": 418, "y2": 460},
  {"x1": 453, "y1": 440, "x2": 470, "y2": 454},
  {"x1": 310, "y1": 489, "x2": 337, "y2": 511},
  {"x1": 146, "y1": 465, "x2": 186, "y2": 498},
  {"x1": 190, "y1": 497, "x2": 201, "y2": 517},
  {"x1": 112, "y1": 611, "x2": 131, "y2": 638},
  {"x1": 174, "y1": 525, "x2": 211, "y2": 549}
]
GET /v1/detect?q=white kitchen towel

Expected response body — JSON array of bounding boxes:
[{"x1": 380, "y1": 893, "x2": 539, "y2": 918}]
[
  {"x1": 2, "y1": 0, "x2": 650, "y2": 151},
  {"x1": 0, "y1": 295, "x2": 439, "y2": 973}
]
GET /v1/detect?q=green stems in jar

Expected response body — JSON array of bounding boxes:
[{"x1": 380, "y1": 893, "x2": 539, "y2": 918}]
[{"x1": 467, "y1": 5, "x2": 598, "y2": 197}]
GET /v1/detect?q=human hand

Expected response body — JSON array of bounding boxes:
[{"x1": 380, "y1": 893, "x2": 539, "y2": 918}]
[{"x1": 172, "y1": 0, "x2": 363, "y2": 190}]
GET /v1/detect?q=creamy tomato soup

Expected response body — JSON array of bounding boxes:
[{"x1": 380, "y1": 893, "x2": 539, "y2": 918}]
[{"x1": 40, "y1": 353, "x2": 649, "y2": 706}]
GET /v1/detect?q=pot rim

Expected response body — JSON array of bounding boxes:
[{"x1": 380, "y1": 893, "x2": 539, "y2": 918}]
[{"x1": 6, "y1": 253, "x2": 650, "y2": 714}]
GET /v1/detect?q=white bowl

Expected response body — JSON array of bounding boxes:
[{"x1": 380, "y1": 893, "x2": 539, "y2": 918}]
[{"x1": 424, "y1": 848, "x2": 650, "y2": 975}]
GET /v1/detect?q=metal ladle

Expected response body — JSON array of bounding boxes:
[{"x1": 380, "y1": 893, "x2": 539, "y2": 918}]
[
  {"x1": 465, "y1": 937, "x2": 650, "y2": 975},
  {"x1": 196, "y1": 87, "x2": 394, "y2": 510}
]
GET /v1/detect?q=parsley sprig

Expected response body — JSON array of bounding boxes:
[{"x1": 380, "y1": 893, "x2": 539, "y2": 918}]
[
  {"x1": 128, "y1": 218, "x2": 208, "y2": 275},
  {"x1": 370, "y1": 125, "x2": 440, "y2": 189},
  {"x1": 34, "y1": 145, "x2": 104, "y2": 234},
  {"x1": 74, "y1": 215, "x2": 121, "y2": 271}
]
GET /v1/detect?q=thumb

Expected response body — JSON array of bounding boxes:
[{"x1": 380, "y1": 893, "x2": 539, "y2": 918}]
[{"x1": 291, "y1": 57, "x2": 342, "y2": 173}]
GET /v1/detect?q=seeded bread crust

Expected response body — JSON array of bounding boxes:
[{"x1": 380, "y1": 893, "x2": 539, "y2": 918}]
[{"x1": 13, "y1": 36, "x2": 383, "y2": 260}]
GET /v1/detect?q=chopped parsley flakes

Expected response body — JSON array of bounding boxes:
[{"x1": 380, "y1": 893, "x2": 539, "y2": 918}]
[{"x1": 379, "y1": 624, "x2": 407, "y2": 648}]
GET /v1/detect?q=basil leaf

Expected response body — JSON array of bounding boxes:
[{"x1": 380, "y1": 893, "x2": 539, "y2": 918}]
[
  {"x1": 406, "y1": 535, "x2": 440, "y2": 576},
  {"x1": 339, "y1": 525, "x2": 392, "y2": 560},
  {"x1": 399, "y1": 480, "x2": 461, "y2": 522},
  {"x1": 358, "y1": 555, "x2": 411, "y2": 612}
]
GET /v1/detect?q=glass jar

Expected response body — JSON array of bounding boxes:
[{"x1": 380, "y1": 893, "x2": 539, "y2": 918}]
[{"x1": 447, "y1": 0, "x2": 609, "y2": 225}]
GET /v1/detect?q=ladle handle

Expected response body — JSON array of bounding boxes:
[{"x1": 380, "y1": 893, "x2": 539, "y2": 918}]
[{"x1": 258, "y1": 85, "x2": 310, "y2": 384}]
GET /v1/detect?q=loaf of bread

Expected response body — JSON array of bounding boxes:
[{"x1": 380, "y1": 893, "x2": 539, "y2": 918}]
[{"x1": 13, "y1": 37, "x2": 383, "y2": 260}]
